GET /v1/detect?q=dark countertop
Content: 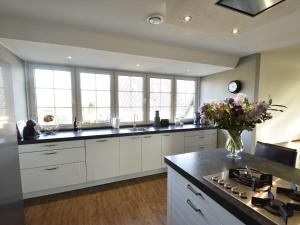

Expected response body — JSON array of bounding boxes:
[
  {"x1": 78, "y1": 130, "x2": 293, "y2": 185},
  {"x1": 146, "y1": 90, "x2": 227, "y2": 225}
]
[
  {"x1": 165, "y1": 148, "x2": 300, "y2": 225},
  {"x1": 18, "y1": 124, "x2": 216, "y2": 145}
]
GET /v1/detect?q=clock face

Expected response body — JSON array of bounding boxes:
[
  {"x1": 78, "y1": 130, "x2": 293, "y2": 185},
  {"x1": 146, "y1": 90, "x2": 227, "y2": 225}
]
[
  {"x1": 229, "y1": 82, "x2": 237, "y2": 92},
  {"x1": 228, "y1": 80, "x2": 241, "y2": 93}
]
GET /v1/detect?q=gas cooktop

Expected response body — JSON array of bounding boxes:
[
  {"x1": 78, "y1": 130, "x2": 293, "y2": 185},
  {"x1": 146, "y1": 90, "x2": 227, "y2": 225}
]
[{"x1": 203, "y1": 168, "x2": 300, "y2": 225}]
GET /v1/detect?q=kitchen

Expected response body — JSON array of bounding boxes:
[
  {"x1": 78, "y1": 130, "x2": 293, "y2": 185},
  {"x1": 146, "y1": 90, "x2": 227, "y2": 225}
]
[{"x1": 1, "y1": 0, "x2": 300, "y2": 225}]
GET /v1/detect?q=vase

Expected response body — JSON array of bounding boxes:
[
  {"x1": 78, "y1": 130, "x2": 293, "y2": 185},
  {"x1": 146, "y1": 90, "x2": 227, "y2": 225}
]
[{"x1": 225, "y1": 130, "x2": 243, "y2": 159}]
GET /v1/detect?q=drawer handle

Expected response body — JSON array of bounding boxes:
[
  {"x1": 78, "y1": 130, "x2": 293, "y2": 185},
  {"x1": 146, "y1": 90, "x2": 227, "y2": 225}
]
[
  {"x1": 43, "y1": 151, "x2": 58, "y2": 155},
  {"x1": 198, "y1": 136, "x2": 205, "y2": 139},
  {"x1": 44, "y1": 167, "x2": 59, "y2": 171},
  {"x1": 186, "y1": 199, "x2": 203, "y2": 215},
  {"x1": 187, "y1": 184, "x2": 203, "y2": 198},
  {"x1": 131, "y1": 137, "x2": 140, "y2": 140},
  {"x1": 97, "y1": 140, "x2": 108, "y2": 142},
  {"x1": 162, "y1": 134, "x2": 170, "y2": 137},
  {"x1": 143, "y1": 136, "x2": 152, "y2": 138},
  {"x1": 44, "y1": 144, "x2": 57, "y2": 147}
]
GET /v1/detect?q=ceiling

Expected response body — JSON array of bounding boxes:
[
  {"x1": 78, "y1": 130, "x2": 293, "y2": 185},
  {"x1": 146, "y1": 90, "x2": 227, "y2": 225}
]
[
  {"x1": 0, "y1": 38, "x2": 232, "y2": 76},
  {"x1": 0, "y1": 0, "x2": 299, "y2": 56},
  {"x1": 0, "y1": 0, "x2": 299, "y2": 76}
]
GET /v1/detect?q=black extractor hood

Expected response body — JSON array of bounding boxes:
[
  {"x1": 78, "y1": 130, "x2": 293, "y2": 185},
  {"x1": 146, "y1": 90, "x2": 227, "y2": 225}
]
[{"x1": 216, "y1": 0, "x2": 286, "y2": 17}]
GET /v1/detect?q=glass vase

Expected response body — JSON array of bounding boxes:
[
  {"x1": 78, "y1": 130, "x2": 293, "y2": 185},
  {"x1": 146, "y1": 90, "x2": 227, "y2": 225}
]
[{"x1": 225, "y1": 130, "x2": 243, "y2": 160}]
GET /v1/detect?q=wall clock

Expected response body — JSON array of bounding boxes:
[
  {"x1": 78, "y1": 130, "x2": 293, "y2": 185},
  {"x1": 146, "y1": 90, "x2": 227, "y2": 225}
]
[{"x1": 228, "y1": 80, "x2": 242, "y2": 94}]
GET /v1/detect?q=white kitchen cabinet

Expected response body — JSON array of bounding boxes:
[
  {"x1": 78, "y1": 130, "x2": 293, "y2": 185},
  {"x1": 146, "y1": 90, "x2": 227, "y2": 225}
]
[
  {"x1": 119, "y1": 136, "x2": 142, "y2": 175},
  {"x1": 184, "y1": 130, "x2": 217, "y2": 153},
  {"x1": 162, "y1": 132, "x2": 185, "y2": 168},
  {"x1": 86, "y1": 138, "x2": 120, "y2": 181},
  {"x1": 21, "y1": 162, "x2": 86, "y2": 193},
  {"x1": 141, "y1": 134, "x2": 162, "y2": 172},
  {"x1": 167, "y1": 167, "x2": 244, "y2": 225}
]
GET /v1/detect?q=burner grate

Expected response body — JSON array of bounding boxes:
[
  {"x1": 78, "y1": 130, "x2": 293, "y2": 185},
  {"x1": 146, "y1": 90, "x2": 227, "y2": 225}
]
[{"x1": 229, "y1": 168, "x2": 273, "y2": 190}]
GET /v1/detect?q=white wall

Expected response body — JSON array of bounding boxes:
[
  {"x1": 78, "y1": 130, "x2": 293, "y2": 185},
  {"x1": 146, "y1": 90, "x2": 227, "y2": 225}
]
[
  {"x1": 200, "y1": 54, "x2": 260, "y2": 153},
  {"x1": 0, "y1": 43, "x2": 27, "y2": 121},
  {"x1": 257, "y1": 45, "x2": 300, "y2": 144}
]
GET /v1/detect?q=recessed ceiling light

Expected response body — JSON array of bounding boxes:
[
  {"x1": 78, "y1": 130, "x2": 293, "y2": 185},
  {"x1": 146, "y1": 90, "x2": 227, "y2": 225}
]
[
  {"x1": 136, "y1": 64, "x2": 141, "y2": 67},
  {"x1": 67, "y1": 56, "x2": 72, "y2": 60},
  {"x1": 183, "y1": 16, "x2": 192, "y2": 23},
  {"x1": 147, "y1": 14, "x2": 164, "y2": 25},
  {"x1": 232, "y1": 28, "x2": 239, "y2": 34},
  {"x1": 186, "y1": 69, "x2": 191, "y2": 72}
]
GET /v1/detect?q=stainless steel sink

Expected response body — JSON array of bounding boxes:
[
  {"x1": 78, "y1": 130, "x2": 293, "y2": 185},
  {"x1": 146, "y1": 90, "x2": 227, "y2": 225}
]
[{"x1": 128, "y1": 127, "x2": 148, "y2": 132}]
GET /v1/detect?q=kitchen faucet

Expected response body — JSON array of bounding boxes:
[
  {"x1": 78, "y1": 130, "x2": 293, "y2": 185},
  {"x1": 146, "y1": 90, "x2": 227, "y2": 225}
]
[{"x1": 133, "y1": 114, "x2": 138, "y2": 129}]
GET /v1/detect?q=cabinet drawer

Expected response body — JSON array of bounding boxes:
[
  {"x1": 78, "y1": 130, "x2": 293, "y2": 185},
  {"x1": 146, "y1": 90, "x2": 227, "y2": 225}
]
[
  {"x1": 184, "y1": 134, "x2": 216, "y2": 148},
  {"x1": 18, "y1": 140, "x2": 85, "y2": 153},
  {"x1": 19, "y1": 147, "x2": 85, "y2": 169},
  {"x1": 184, "y1": 129, "x2": 217, "y2": 137},
  {"x1": 21, "y1": 162, "x2": 86, "y2": 193},
  {"x1": 184, "y1": 144, "x2": 216, "y2": 153},
  {"x1": 172, "y1": 186, "x2": 221, "y2": 225}
]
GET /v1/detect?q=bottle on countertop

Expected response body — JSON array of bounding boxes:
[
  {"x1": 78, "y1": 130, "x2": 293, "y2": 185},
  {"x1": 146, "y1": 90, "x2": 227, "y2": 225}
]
[
  {"x1": 73, "y1": 117, "x2": 78, "y2": 131},
  {"x1": 153, "y1": 110, "x2": 160, "y2": 128}
]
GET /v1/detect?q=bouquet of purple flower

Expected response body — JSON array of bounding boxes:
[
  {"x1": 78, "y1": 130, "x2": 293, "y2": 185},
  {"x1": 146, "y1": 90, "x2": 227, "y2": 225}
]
[{"x1": 200, "y1": 93, "x2": 285, "y2": 159}]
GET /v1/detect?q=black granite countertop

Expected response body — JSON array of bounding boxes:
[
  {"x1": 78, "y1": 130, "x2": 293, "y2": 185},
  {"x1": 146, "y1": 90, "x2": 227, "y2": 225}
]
[
  {"x1": 165, "y1": 149, "x2": 300, "y2": 225},
  {"x1": 18, "y1": 124, "x2": 216, "y2": 145}
]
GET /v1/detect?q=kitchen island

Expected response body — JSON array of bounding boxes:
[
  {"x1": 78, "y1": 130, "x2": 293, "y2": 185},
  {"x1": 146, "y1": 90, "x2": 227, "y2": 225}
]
[{"x1": 165, "y1": 148, "x2": 300, "y2": 225}]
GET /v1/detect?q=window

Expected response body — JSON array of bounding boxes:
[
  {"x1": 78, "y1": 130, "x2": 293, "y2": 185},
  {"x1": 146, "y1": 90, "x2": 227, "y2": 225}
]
[
  {"x1": 149, "y1": 77, "x2": 172, "y2": 120},
  {"x1": 79, "y1": 72, "x2": 111, "y2": 124},
  {"x1": 33, "y1": 68, "x2": 73, "y2": 125},
  {"x1": 175, "y1": 79, "x2": 196, "y2": 119},
  {"x1": 118, "y1": 74, "x2": 144, "y2": 122}
]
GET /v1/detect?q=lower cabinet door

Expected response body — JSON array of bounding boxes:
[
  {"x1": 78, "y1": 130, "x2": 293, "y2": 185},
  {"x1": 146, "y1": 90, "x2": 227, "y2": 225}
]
[
  {"x1": 119, "y1": 136, "x2": 142, "y2": 175},
  {"x1": 162, "y1": 133, "x2": 185, "y2": 168},
  {"x1": 86, "y1": 138, "x2": 120, "y2": 181},
  {"x1": 21, "y1": 162, "x2": 86, "y2": 193},
  {"x1": 142, "y1": 134, "x2": 162, "y2": 172}
]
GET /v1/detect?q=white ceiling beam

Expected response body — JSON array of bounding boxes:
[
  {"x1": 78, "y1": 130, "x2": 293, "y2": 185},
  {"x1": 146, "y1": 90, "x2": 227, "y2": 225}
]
[{"x1": 0, "y1": 15, "x2": 239, "y2": 68}]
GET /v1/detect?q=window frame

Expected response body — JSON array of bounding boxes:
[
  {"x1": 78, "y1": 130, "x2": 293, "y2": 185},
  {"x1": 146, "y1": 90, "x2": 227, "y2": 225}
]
[
  {"x1": 147, "y1": 74, "x2": 175, "y2": 123},
  {"x1": 28, "y1": 64, "x2": 76, "y2": 128},
  {"x1": 27, "y1": 63, "x2": 202, "y2": 128},
  {"x1": 115, "y1": 71, "x2": 147, "y2": 125},
  {"x1": 75, "y1": 67, "x2": 115, "y2": 128},
  {"x1": 174, "y1": 76, "x2": 199, "y2": 122}
]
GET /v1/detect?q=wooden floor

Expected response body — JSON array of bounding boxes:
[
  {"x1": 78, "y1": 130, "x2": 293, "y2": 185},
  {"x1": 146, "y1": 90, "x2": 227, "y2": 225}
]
[{"x1": 24, "y1": 174, "x2": 167, "y2": 225}]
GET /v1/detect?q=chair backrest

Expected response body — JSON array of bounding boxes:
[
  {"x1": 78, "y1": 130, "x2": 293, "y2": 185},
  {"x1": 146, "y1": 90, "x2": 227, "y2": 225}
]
[{"x1": 255, "y1": 141, "x2": 297, "y2": 167}]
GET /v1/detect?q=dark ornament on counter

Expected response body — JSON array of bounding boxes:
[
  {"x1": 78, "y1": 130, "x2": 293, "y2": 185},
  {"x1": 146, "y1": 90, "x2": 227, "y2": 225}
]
[
  {"x1": 153, "y1": 110, "x2": 160, "y2": 128},
  {"x1": 160, "y1": 119, "x2": 169, "y2": 127},
  {"x1": 73, "y1": 117, "x2": 78, "y2": 131},
  {"x1": 23, "y1": 120, "x2": 39, "y2": 140}
]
